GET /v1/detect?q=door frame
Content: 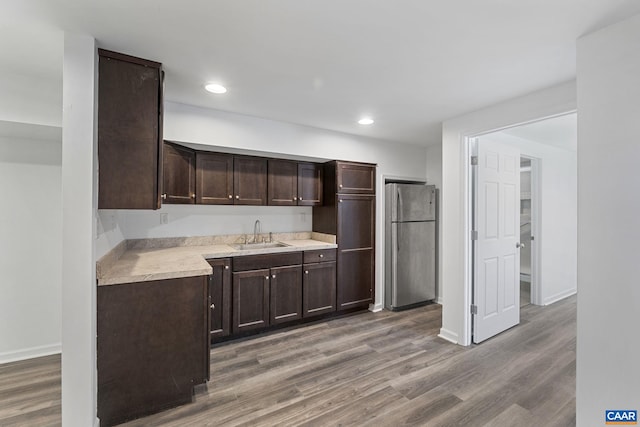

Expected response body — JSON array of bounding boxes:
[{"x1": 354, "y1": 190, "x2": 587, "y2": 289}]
[
  {"x1": 520, "y1": 155, "x2": 542, "y2": 306},
  {"x1": 462, "y1": 112, "x2": 575, "y2": 345}
]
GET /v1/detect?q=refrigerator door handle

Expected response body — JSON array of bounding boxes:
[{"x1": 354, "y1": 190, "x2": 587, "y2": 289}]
[{"x1": 398, "y1": 189, "x2": 403, "y2": 222}]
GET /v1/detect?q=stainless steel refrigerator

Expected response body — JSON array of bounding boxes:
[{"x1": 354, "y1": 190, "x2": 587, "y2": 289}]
[{"x1": 385, "y1": 183, "x2": 436, "y2": 310}]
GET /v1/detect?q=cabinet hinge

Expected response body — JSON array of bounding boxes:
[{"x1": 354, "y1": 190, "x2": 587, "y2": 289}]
[
  {"x1": 470, "y1": 156, "x2": 478, "y2": 166},
  {"x1": 470, "y1": 304, "x2": 478, "y2": 315},
  {"x1": 471, "y1": 230, "x2": 478, "y2": 240}
]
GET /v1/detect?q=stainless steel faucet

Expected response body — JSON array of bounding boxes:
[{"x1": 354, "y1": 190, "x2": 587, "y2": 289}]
[{"x1": 253, "y1": 219, "x2": 261, "y2": 243}]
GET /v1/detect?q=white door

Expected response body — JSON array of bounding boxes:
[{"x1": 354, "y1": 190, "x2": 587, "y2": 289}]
[{"x1": 473, "y1": 139, "x2": 521, "y2": 343}]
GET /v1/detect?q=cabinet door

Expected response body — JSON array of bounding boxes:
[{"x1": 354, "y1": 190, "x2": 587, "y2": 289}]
[
  {"x1": 97, "y1": 276, "x2": 208, "y2": 426},
  {"x1": 298, "y1": 162, "x2": 323, "y2": 206},
  {"x1": 208, "y1": 258, "x2": 231, "y2": 341},
  {"x1": 337, "y1": 194, "x2": 375, "y2": 309},
  {"x1": 234, "y1": 156, "x2": 267, "y2": 205},
  {"x1": 268, "y1": 159, "x2": 297, "y2": 206},
  {"x1": 303, "y1": 261, "x2": 336, "y2": 317},
  {"x1": 232, "y1": 269, "x2": 270, "y2": 333},
  {"x1": 336, "y1": 162, "x2": 376, "y2": 194},
  {"x1": 98, "y1": 50, "x2": 162, "y2": 209},
  {"x1": 270, "y1": 265, "x2": 302, "y2": 324},
  {"x1": 163, "y1": 142, "x2": 196, "y2": 204},
  {"x1": 196, "y1": 152, "x2": 233, "y2": 205}
]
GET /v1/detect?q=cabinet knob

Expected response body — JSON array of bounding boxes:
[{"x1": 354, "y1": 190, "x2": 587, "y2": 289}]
[
  {"x1": 236, "y1": 195, "x2": 240, "y2": 199},
  {"x1": 319, "y1": 254, "x2": 324, "y2": 258},
  {"x1": 339, "y1": 199, "x2": 343, "y2": 203},
  {"x1": 305, "y1": 270, "x2": 309, "y2": 274},
  {"x1": 339, "y1": 184, "x2": 343, "y2": 188},
  {"x1": 161, "y1": 193, "x2": 167, "y2": 200},
  {"x1": 293, "y1": 196, "x2": 297, "y2": 201},
  {"x1": 191, "y1": 193, "x2": 196, "y2": 199},
  {"x1": 272, "y1": 274, "x2": 276, "y2": 279},
  {"x1": 210, "y1": 303, "x2": 215, "y2": 309},
  {"x1": 299, "y1": 197, "x2": 303, "y2": 201},
  {"x1": 224, "y1": 265, "x2": 229, "y2": 270},
  {"x1": 228, "y1": 194, "x2": 233, "y2": 199},
  {"x1": 265, "y1": 276, "x2": 270, "y2": 280}
]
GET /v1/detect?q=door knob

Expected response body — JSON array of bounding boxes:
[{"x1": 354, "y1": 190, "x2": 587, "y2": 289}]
[{"x1": 516, "y1": 242, "x2": 526, "y2": 249}]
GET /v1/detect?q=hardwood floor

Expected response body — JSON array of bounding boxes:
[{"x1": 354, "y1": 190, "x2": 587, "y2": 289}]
[{"x1": 0, "y1": 296, "x2": 576, "y2": 426}]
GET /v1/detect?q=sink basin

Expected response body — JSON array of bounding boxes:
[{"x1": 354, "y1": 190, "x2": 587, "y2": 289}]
[{"x1": 231, "y1": 242, "x2": 289, "y2": 251}]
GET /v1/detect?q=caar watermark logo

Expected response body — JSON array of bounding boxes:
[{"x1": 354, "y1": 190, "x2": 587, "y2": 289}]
[{"x1": 606, "y1": 410, "x2": 637, "y2": 425}]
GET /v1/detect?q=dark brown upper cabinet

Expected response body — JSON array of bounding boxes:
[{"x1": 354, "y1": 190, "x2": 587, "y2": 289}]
[
  {"x1": 98, "y1": 49, "x2": 163, "y2": 209},
  {"x1": 162, "y1": 142, "x2": 195, "y2": 204},
  {"x1": 234, "y1": 156, "x2": 267, "y2": 205},
  {"x1": 268, "y1": 160, "x2": 323, "y2": 206},
  {"x1": 268, "y1": 159, "x2": 298, "y2": 206},
  {"x1": 336, "y1": 161, "x2": 376, "y2": 194},
  {"x1": 297, "y1": 162, "x2": 323, "y2": 206},
  {"x1": 196, "y1": 152, "x2": 234, "y2": 205}
]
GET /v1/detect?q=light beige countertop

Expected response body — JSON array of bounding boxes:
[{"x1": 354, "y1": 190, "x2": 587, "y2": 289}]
[{"x1": 97, "y1": 232, "x2": 336, "y2": 286}]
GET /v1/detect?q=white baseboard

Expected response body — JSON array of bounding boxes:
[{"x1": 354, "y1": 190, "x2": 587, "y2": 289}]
[
  {"x1": 369, "y1": 303, "x2": 383, "y2": 313},
  {"x1": 435, "y1": 297, "x2": 443, "y2": 305},
  {"x1": 0, "y1": 343, "x2": 61, "y2": 364},
  {"x1": 544, "y1": 288, "x2": 577, "y2": 306},
  {"x1": 438, "y1": 328, "x2": 458, "y2": 344}
]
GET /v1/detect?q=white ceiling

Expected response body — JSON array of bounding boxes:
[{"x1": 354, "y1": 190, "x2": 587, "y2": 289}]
[{"x1": 3, "y1": 1, "x2": 640, "y2": 145}]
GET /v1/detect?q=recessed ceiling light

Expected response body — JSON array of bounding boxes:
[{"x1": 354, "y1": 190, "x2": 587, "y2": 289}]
[
  {"x1": 358, "y1": 117, "x2": 374, "y2": 125},
  {"x1": 205, "y1": 83, "x2": 227, "y2": 94}
]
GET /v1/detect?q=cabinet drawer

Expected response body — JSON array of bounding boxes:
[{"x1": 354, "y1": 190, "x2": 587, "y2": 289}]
[
  {"x1": 233, "y1": 252, "x2": 303, "y2": 271},
  {"x1": 303, "y1": 249, "x2": 337, "y2": 264}
]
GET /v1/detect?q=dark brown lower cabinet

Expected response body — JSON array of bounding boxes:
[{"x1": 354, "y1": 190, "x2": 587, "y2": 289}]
[
  {"x1": 207, "y1": 258, "x2": 231, "y2": 342},
  {"x1": 337, "y1": 249, "x2": 374, "y2": 309},
  {"x1": 303, "y1": 261, "x2": 336, "y2": 317},
  {"x1": 97, "y1": 276, "x2": 209, "y2": 427},
  {"x1": 270, "y1": 265, "x2": 302, "y2": 324},
  {"x1": 232, "y1": 269, "x2": 270, "y2": 333}
]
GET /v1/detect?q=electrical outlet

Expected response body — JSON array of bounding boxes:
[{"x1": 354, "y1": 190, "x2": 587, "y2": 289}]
[{"x1": 160, "y1": 213, "x2": 169, "y2": 224}]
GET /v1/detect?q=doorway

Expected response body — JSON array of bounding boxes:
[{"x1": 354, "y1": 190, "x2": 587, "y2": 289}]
[
  {"x1": 469, "y1": 112, "x2": 576, "y2": 343},
  {"x1": 520, "y1": 157, "x2": 532, "y2": 307}
]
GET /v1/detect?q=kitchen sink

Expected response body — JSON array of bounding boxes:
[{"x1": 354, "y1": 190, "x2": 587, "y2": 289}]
[{"x1": 230, "y1": 242, "x2": 290, "y2": 251}]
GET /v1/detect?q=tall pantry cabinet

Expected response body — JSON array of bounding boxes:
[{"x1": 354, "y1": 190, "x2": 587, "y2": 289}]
[{"x1": 313, "y1": 161, "x2": 376, "y2": 310}]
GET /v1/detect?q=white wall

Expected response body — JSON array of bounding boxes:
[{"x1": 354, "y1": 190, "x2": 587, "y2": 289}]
[
  {"x1": 425, "y1": 142, "x2": 443, "y2": 302},
  {"x1": 97, "y1": 102, "x2": 429, "y2": 310},
  {"x1": 61, "y1": 33, "x2": 98, "y2": 427},
  {"x1": 576, "y1": 14, "x2": 640, "y2": 425},
  {"x1": 478, "y1": 131, "x2": 577, "y2": 305},
  {"x1": 0, "y1": 128, "x2": 62, "y2": 363},
  {"x1": 439, "y1": 81, "x2": 576, "y2": 345}
]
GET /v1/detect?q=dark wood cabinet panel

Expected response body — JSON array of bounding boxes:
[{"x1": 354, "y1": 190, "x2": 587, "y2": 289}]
[
  {"x1": 270, "y1": 265, "x2": 302, "y2": 324},
  {"x1": 207, "y1": 258, "x2": 231, "y2": 342},
  {"x1": 314, "y1": 161, "x2": 376, "y2": 313},
  {"x1": 336, "y1": 161, "x2": 376, "y2": 194},
  {"x1": 98, "y1": 49, "x2": 163, "y2": 210},
  {"x1": 303, "y1": 261, "x2": 337, "y2": 317},
  {"x1": 234, "y1": 156, "x2": 267, "y2": 205},
  {"x1": 196, "y1": 152, "x2": 233, "y2": 205},
  {"x1": 163, "y1": 142, "x2": 196, "y2": 204},
  {"x1": 298, "y1": 162, "x2": 323, "y2": 206},
  {"x1": 337, "y1": 249, "x2": 374, "y2": 309},
  {"x1": 233, "y1": 252, "x2": 303, "y2": 272},
  {"x1": 232, "y1": 269, "x2": 270, "y2": 333},
  {"x1": 337, "y1": 195, "x2": 375, "y2": 250},
  {"x1": 303, "y1": 249, "x2": 337, "y2": 264},
  {"x1": 268, "y1": 159, "x2": 297, "y2": 206},
  {"x1": 97, "y1": 276, "x2": 209, "y2": 426}
]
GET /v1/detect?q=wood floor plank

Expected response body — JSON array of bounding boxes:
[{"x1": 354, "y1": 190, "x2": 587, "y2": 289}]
[{"x1": 0, "y1": 296, "x2": 576, "y2": 426}]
